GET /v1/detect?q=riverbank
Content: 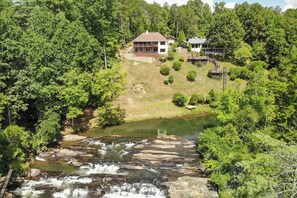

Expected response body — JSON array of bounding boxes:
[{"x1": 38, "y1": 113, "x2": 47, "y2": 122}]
[{"x1": 118, "y1": 50, "x2": 244, "y2": 122}]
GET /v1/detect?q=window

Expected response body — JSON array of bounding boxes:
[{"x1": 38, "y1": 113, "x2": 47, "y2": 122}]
[
  {"x1": 160, "y1": 42, "x2": 166, "y2": 45},
  {"x1": 160, "y1": 49, "x2": 166, "y2": 52}
]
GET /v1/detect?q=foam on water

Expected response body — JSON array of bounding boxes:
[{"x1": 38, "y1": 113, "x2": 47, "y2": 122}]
[
  {"x1": 97, "y1": 142, "x2": 135, "y2": 157},
  {"x1": 102, "y1": 183, "x2": 166, "y2": 198},
  {"x1": 125, "y1": 142, "x2": 135, "y2": 150},
  {"x1": 53, "y1": 187, "x2": 89, "y2": 198},
  {"x1": 13, "y1": 187, "x2": 44, "y2": 198},
  {"x1": 35, "y1": 156, "x2": 46, "y2": 161},
  {"x1": 80, "y1": 163, "x2": 125, "y2": 175},
  {"x1": 14, "y1": 176, "x2": 92, "y2": 197}
]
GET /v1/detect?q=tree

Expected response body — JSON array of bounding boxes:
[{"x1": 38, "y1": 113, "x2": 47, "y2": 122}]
[
  {"x1": 208, "y1": 8, "x2": 244, "y2": 56},
  {"x1": 33, "y1": 109, "x2": 61, "y2": 150},
  {"x1": 177, "y1": 29, "x2": 186, "y2": 43},
  {"x1": 233, "y1": 42, "x2": 252, "y2": 66},
  {"x1": 266, "y1": 28, "x2": 289, "y2": 67},
  {"x1": 0, "y1": 125, "x2": 31, "y2": 173}
]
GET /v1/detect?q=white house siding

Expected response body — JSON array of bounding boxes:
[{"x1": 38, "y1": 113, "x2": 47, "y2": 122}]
[
  {"x1": 191, "y1": 44, "x2": 203, "y2": 52},
  {"x1": 158, "y1": 41, "x2": 168, "y2": 55},
  {"x1": 167, "y1": 39, "x2": 175, "y2": 45}
]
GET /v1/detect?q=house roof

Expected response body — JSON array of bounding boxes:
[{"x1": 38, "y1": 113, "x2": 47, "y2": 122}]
[
  {"x1": 133, "y1": 32, "x2": 168, "y2": 42},
  {"x1": 188, "y1": 37, "x2": 208, "y2": 44}
]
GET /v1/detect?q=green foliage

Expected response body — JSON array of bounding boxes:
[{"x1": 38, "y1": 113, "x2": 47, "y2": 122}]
[
  {"x1": 163, "y1": 80, "x2": 169, "y2": 85},
  {"x1": 0, "y1": 125, "x2": 30, "y2": 173},
  {"x1": 229, "y1": 67, "x2": 251, "y2": 80},
  {"x1": 177, "y1": 30, "x2": 186, "y2": 43},
  {"x1": 179, "y1": 56, "x2": 184, "y2": 62},
  {"x1": 172, "y1": 93, "x2": 187, "y2": 107},
  {"x1": 167, "y1": 51, "x2": 174, "y2": 60},
  {"x1": 208, "y1": 8, "x2": 244, "y2": 56},
  {"x1": 95, "y1": 106, "x2": 125, "y2": 127},
  {"x1": 160, "y1": 65, "x2": 170, "y2": 76},
  {"x1": 194, "y1": 61, "x2": 203, "y2": 67},
  {"x1": 187, "y1": 70, "x2": 197, "y2": 82},
  {"x1": 168, "y1": 75, "x2": 174, "y2": 84},
  {"x1": 34, "y1": 110, "x2": 61, "y2": 150},
  {"x1": 189, "y1": 94, "x2": 199, "y2": 105},
  {"x1": 159, "y1": 55, "x2": 167, "y2": 62},
  {"x1": 252, "y1": 41, "x2": 268, "y2": 62},
  {"x1": 187, "y1": 43, "x2": 192, "y2": 52},
  {"x1": 246, "y1": 61, "x2": 268, "y2": 70},
  {"x1": 173, "y1": 61, "x2": 182, "y2": 71},
  {"x1": 266, "y1": 28, "x2": 289, "y2": 67},
  {"x1": 233, "y1": 42, "x2": 252, "y2": 66}
]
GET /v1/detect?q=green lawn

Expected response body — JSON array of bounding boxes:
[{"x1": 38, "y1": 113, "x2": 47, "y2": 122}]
[{"x1": 118, "y1": 50, "x2": 246, "y2": 122}]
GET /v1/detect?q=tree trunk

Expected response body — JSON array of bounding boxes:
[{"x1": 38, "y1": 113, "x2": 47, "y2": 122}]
[{"x1": 0, "y1": 169, "x2": 13, "y2": 198}]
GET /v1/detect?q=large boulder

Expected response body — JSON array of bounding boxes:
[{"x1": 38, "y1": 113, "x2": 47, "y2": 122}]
[{"x1": 29, "y1": 169, "x2": 42, "y2": 178}]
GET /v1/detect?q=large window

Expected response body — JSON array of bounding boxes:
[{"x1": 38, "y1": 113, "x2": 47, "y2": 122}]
[
  {"x1": 160, "y1": 42, "x2": 166, "y2": 45},
  {"x1": 160, "y1": 49, "x2": 166, "y2": 52}
]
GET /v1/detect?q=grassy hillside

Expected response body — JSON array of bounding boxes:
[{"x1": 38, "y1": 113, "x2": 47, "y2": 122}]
[{"x1": 118, "y1": 50, "x2": 245, "y2": 122}]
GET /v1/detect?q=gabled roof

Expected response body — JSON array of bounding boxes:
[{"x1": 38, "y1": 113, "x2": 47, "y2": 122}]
[
  {"x1": 133, "y1": 32, "x2": 168, "y2": 42},
  {"x1": 188, "y1": 37, "x2": 208, "y2": 44}
]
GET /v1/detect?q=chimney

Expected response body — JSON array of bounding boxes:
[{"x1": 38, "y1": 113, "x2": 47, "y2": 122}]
[{"x1": 146, "y1": 30, "x2": 148, "y2": 34}]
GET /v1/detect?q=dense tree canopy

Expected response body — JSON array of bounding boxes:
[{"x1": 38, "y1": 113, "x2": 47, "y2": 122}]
[{"x1": 0, "y1": 2, "x2": 296, "y2": 197}]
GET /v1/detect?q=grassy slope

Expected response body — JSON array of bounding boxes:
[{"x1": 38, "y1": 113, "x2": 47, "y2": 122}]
[{"x1": 118, "y1": 50, "x2": 246, "y2": 122}]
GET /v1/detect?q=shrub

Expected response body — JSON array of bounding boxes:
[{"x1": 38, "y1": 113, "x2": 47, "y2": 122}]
[
  {"x1": 188, "y1": 43, "x2": 192, "y2": 52},
  {"x1": 167, "y1": 51, "x2": 174, "y2": 60},
  {"x1": 163, "y1": 80, "x2": 169, "y2": 85},
  {"x1": 172, "y1": 93, "x2": 187, "y2": 107},
  {"x1": 187, "y1": 70, "x2": 197, "y2": 81},
  {"x1": 179, "y1": 56, "x2": 185, "y2": 62},
  {"x1": 159, "y1": 55, "x2": 167, "y2": 62},
  {"x1": 205, "y1": 95, "x2": 211, "y2": 104},
  {"x1": 173, "y1": 61, "x2": 182, "y2": 71},
  {"x1": 229, "y1": 68, "x2": 242, "y2": 80},
  {"x1": 229, "y1": 67, "x2": 251, "y2": 80},
  {"x1": 168, "y1": 75, "x2": 174, "y2": 84},
  {"x1": 160, "y1": 65, "x2": 170, "y2": 75},
  {"x1": 172, "y1": 43, "x2": 178, "y2": 52},
  {"x1": 189, "y1": 94, "x2": 199, "y2": 105},
  {"x1": 195, "y1": 61, "x2": 203, "y2": 67},
  {"x1": 198, "y1": 95, "x2": 205, "y2": 104}
]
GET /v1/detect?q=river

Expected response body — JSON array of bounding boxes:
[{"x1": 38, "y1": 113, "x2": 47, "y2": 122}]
[{"x1": 11, "y1": 114, "x2": 218, "y2": 198}]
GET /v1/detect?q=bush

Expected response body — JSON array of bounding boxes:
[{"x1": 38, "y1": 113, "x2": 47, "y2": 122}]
[
  {"x1": 172, "y1": 93, "x2": 187, "y2": 107},
  {"x1": 172, "y1": 43, "x2": 178, "y2": 52},
  {"x1": 187, "y1": 70, "x2": 197, "y2": 81},
  {"x1": 198, "y1": 95, "x2": 205, "y2": 104},
  {"x1": 173, "y1": 61, "x2": 182, "y2": 71},
  {"x1": 229, "y1": 67, "x2": 251, "y2": 80},
  {"x1": 189, "y1": 94, "x2": 199, "y2": 105},
  {"x1": 179, "y1": 56, "x2": 185, "y2": 62},
  {"x1": 168, "y1": 75, "x2": 174, "y2": 84},
  {"x1": 188, "y1": 43, "x2": 192, "y2": 52},
  {"x1": 164, "y1": 80, "x2": 169, "y2": 85},
  {"x1": 159, "y1": 55, "x2": 167, "y2": 62},
  {"x1": 160, "y1": 65, "x2": 170, "y2": 75},
  {"x1": 195, "y1": 61, "x2": 203, "y2": 67},
  {"x1": 205, "y1": 95, "x2": 211, "y2": 104},
  {"x1": 167, "y1": 51, "x2": 174, "y2": 60}
]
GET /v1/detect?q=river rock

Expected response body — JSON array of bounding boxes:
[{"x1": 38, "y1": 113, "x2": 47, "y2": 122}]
[
  {"x1": 121, "y1": 164, "x2": 145, "y2": 170},
  {"x1": 163, "y1": 176, "x2": 218, "y2": 198},
  {"x1": 134, "y1": 144, "x2": 145, "y2": 149},
  {"x1": 151, "y1": 144, "x2": 176, "y2": 149},
  {"x1": 53, "y1": 148, "x2": 85, "y2": 157},
  {"x1": 29, "y1": 169, "x2": 42, "y2": 178},
  {"x1": 133, "y1": 153, "x2": 180, "y2": 161},
  {"x1": 63, "y1": 134, "x2": 87, "y2": 141}
]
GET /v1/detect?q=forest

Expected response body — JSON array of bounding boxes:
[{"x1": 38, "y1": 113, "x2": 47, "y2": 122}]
[{"x1": 0, "y1": 0, "x2": 296, "y2": 197}]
